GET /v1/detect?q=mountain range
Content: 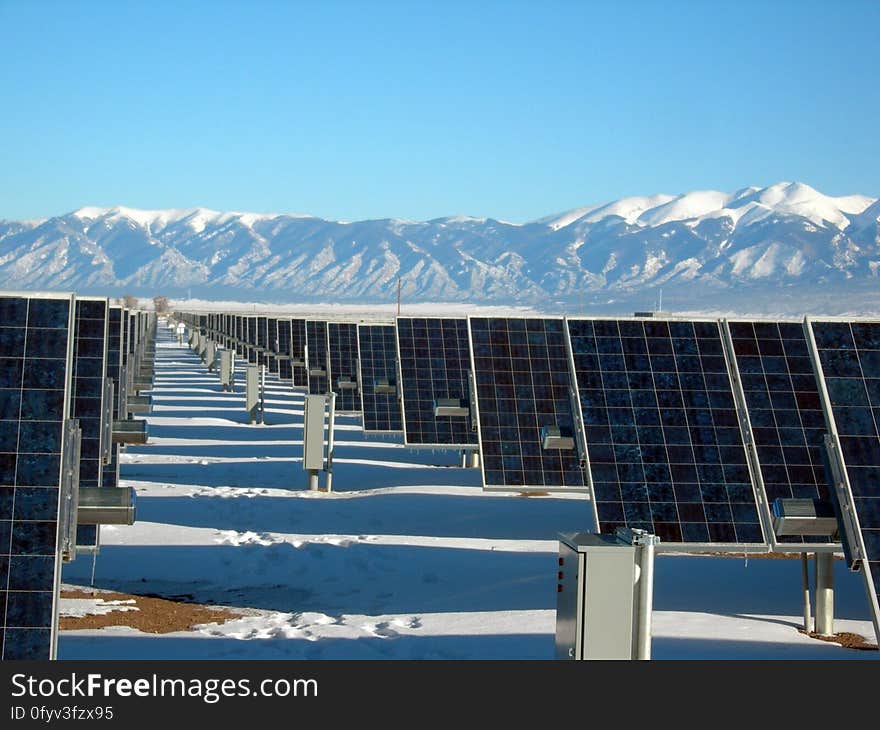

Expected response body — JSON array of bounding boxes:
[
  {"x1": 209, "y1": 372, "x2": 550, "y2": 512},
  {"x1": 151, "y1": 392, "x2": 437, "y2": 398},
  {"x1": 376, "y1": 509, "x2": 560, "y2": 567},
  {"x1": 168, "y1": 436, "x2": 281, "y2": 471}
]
[{"x1": 1, "y1": 181, "x2": 878, "y2": 314}]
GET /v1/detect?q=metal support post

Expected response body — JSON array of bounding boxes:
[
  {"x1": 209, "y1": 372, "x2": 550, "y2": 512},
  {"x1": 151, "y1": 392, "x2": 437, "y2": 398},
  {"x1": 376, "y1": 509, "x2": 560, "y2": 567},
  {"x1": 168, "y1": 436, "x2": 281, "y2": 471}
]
[
  {"x1": 325, "y1": 392, "x2": 336, "y2": 493},
  {"x1": 259, "y1": 364, "x2": 266, "y2": 423},
  {"x1": 801, "y1": 553, "x2": 813, "y2": 633},
  {"x1": 635, "y1": 535, "x2": 658, "y2": 660},
  {"x1": 469, "y1": 450, "x2": 480, "y2": 469},
  {"x1": 815, "y1": 552, "x2": 835, "y2": 637}
]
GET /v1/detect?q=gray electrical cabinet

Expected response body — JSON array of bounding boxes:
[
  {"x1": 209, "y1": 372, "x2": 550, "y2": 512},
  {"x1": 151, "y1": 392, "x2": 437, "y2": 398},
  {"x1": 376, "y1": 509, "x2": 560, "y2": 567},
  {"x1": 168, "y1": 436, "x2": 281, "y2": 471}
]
[
  {"x1": 555, "y1": 532, "x2": 636, "y2": 660},
  {"x1": 303, "y1": 395, "x2": 326, "y2": 470},
  {"x1": 218, "y1": 348, "x2": 234, "y2": 391},
  {"x1": 245, "y1": 365, "x2": 259, "y2": 423},
  {"x1": 205, "y1": 341, "x2": 216, "y2": 371}
]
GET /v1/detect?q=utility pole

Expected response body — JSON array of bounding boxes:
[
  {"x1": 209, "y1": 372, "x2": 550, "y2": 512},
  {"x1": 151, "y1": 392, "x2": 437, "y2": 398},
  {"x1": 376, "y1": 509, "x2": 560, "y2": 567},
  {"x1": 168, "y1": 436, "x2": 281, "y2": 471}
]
[{"x1": 397, "y1": 277, "x2": 402, "y2": 316}]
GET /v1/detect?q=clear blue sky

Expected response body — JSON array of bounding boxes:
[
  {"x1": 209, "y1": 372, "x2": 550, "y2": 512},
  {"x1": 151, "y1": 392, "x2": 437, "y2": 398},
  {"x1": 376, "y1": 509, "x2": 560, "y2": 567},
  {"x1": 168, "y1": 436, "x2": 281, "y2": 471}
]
[{"x1": 1, "y1": 0, "x2": 877, "y2": 222}]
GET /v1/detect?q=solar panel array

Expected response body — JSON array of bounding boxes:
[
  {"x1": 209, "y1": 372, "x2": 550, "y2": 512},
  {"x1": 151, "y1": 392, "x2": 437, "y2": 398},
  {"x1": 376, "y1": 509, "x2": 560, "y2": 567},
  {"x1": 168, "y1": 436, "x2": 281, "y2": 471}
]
[
  {"x1": 0, "y1": 293, "x2": 74, "y2": 659},
  {"x1": 397, "y1": 317, "x2": 478, "y2": 448},
  {"x1": 358, "y1": 324, "x2": 402, "y2": 433},
  {"x1": 306, "y1": 320, "x2": 328, "y2": 395},
  {"x1": 810, "y1": 319, "x2": 880, "y2": 630},
  {"x1": 327, "y1": 322, "x2": 361, "y2": 414}
]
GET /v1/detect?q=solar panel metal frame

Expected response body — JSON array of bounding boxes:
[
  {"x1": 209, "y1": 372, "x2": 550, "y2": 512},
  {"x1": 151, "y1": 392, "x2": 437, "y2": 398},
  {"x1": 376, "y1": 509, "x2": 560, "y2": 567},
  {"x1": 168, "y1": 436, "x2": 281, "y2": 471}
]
[
  {"x1": 468, "y1": 315, "x2": 591, "y2": 494},
  {"x1": 357, "y1": 323, "x2": 403, "y2": 435},
  {"x1": 805, "y1": 316, "x2": 880, "y2": 641},
  {"x1": 326, "y1": 321, "x2": 362, "y2": 415},
  {"x1": 566, "y1": 315, "x2": 770, "y2": 554},
  {"x1": 0, "y1": 291, "x2": 77, "y2": 659},
  {"x1": 396, "y1": 316, "x2": 479, "y2": 450},
  {"x1": 722, "y1": 318, "x2": 839, "y2": 554}
]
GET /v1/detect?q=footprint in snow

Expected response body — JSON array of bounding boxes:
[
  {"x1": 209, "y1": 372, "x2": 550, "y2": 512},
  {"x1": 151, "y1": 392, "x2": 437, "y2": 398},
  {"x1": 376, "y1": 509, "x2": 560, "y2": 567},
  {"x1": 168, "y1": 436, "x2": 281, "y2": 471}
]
[{"x1": 361, "y1": 621, "x2": 398, "y2": 639}]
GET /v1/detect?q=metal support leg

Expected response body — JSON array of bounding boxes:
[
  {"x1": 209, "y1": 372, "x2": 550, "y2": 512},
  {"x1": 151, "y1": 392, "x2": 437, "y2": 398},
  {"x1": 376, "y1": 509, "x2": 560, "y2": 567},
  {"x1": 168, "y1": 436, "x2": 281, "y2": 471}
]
[
  {"x1": 308, "y1": 469, "x2": 320, "y2": 492},
  {"x1": 815, "y1": 552, "x2": 835, "y2": 637},
  {"x1": 635, "y1": 538, "x2": 656, "y2": 660},
  {"x1": 801, "y1": 553, "x2": 813, "y2": 633},
  {"x1": 469, "y1": 451, "x2": 480, "y2": 469}
]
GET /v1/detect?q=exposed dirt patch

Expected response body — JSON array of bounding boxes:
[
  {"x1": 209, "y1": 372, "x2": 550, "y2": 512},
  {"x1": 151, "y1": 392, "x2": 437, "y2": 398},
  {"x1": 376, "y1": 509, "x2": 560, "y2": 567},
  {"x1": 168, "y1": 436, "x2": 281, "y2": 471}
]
[
  {"x1": 59, "y1": 588, "x2": 243, "y2": 634},
  {"x1": 798, "y1": 629, "x2": 878, "y2": 651}
]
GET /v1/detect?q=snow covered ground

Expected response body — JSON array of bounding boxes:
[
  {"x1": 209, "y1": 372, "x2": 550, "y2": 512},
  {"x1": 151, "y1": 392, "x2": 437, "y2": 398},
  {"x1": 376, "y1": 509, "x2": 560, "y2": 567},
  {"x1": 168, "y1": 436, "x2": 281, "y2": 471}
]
[{"x1": 59, "y1": 326, "x2": 880, "y2": 660}]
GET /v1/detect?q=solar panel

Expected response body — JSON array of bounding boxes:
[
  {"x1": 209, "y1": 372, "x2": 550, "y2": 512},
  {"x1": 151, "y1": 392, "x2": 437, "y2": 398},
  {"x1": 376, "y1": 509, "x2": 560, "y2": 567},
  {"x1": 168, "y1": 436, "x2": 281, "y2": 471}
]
[
  {"x1": 725, "y1": 320, "x2": 835, "y2": 550},
  {"x1": 71, "y1": 299, "x2": 109, "y2": 554},
  {"x1": 267, "y1": 318, "x2": 279, "y2": 375},
  {"x1": 469, "y1": 317, "x2": 587, "y2": 491},
  {"x1": 291, "y1": 319, "x2": 308, "y2": 388},
  {"x1": 306, "y1": 320, "x2": 328, "y2": 395},
  {"x1": 0, "y1": 293, "x2": 75, "y2": 659},
  {"x1": 396, "y1": 317, "x2": 478, "y2": 448},
  {"x1": 327, "y1": 322, "x2": 361, "y2": 414},
  {"x1": 235, "y1": 315, "x2": 244, "y2": 357},
  {"x1": 358, "y1": 324, "x2": 402, "y2": 433},
  {"x1": 808, "y1": 319, "x2": 880, "y2": 635},
  {"x1": 246, "y1": 316, "x2": 258, "y2": 364},
  {"x1": 567, "y1": 317, "x2": 766, "y2": 549},
  {"x1": 256, "y1": 315, "x2": 268, "y2": 367},
  {"x1": 276, "y1": 318, "x2": 293, "y2": 382},
  {"x1": 101, "y1": 306, "x2": 123, "y2": 501}
]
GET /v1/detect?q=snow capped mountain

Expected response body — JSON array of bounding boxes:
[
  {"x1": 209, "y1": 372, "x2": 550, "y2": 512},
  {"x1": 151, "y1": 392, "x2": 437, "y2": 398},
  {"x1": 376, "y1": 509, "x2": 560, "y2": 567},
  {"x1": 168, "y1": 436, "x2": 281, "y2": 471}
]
[{"x1": 1, "y1": 182, "x2": 877, "y2": 314}]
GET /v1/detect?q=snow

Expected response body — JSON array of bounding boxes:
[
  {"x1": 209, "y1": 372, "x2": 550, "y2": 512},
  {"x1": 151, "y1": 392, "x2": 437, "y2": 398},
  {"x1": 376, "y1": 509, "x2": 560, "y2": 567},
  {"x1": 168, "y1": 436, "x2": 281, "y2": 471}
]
[
  {"x1": 71, "y1": 206, "x2": 311, "y2": 232},
  {"x1": 61, "y1": 596, "x2": 139, "y2": 618},
  {"x1": 537, "y1": 182, "x2": 877, "y2": 232},
  {"x1": 57, "y1": 325, "x2": 880, "y2": 660}
]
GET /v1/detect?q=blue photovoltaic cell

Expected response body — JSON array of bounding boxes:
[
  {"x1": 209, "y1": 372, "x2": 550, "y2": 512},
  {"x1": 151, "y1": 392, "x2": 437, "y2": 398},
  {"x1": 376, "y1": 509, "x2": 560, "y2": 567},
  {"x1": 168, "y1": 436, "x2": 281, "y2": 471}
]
[
  {"x1": 291, "y1": 319, "x2": 308, "y2": 388},
  {"x1": 306, "y1": 321, "x2": 328, "y2": 395},
  {"x1": 1, "y1": 294, "x2": 72, "y2": 659},
  {"x1": 396, "y1": 317, "x2": 477, "y2": 447},
  {"x1": 470, "y1": 317, "x2": 586, "y2": 490},
  {"x1": 327, "y1": 323, "x2": 361, "y2": 414},
  {"x1": 728, "y1": 321, "x2": 833, "y2": 546},
  {"x1": 811, "y1": 320, "x2": 880, "y2": 620},
  {"x1": 358, "y1": 324, "x2": 402, "y2": 433},
  {"x1": 277, "y1": 318, "x2": 292, "y2": 381},
  {"x1": 568, "y1": 318, "x2": 765, "y2": 546}
]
